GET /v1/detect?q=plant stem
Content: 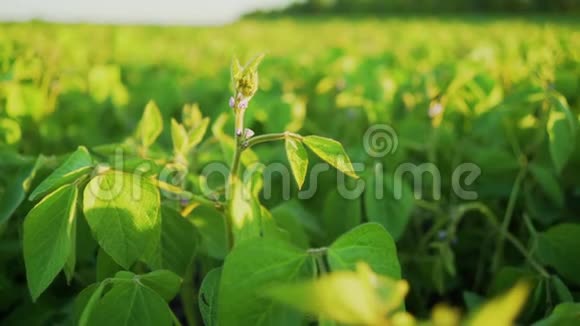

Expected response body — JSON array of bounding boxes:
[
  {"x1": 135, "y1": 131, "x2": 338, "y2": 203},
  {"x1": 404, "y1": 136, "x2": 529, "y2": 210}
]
[
  {"x1": 455, "y1": 202, "x2": 549, "y2": 278},
  {"x1": 493, "y1": 166, "x2": 527, "y2": 271},
  {"x1": 308, "y1": 247, "x2": 328, "y2": 276},
  {"x1": 244, "y1": 131, "x2": 302, "y2": 149},
  {"x1": 224, "y1": 108, "x2": 246, "y2": 251}
]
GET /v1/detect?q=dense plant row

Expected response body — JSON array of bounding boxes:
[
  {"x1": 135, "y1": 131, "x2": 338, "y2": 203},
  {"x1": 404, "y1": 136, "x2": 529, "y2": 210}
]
[{"x1": 0, "y1": 18, "x2": 579, "y2": 325}]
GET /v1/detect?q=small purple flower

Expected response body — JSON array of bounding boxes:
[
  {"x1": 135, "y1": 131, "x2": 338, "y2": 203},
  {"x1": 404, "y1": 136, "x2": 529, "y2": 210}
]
[
  {"x1": 429, "y1": 102, "x2": 443, "y2": 118},
  {"x1": 229, "y1": 96, "x2": 235, "y2": 109},
  {"x1": 244, "y1": 128, "x2": 255, "y2": 139},
  {"x1": 180, "y1": 198, "x2": 190, "y2": 206},
  {"x1": 238, "y1": 98, "x2": 249, "y2": 110}
]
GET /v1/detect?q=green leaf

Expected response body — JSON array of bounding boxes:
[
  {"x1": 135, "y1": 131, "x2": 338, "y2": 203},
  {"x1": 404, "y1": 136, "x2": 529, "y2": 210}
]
[
  {"x1": 0, "y1": 155, "x2": 46, "y2": 224},
  {"x1": 143, "y1": 205, "x2": 199, "y2": 274},
  {"x1": 74, "y1": 283, "x2": 99, "y2": 325},
  {"x1": 328, "y1": 223, "x2": 401, "y2": 280},
  {"x1": 303, "y1": 135, "x2": 358, "y2": 178},
  {"x1": 285, "y1": 137, "x2": 308, "y2": 189},
  {"x1": 23, "y1": 184, "x2": 78, "y2": 301},
  {"x1": 139, "y1": 270, "x2": 182, "y2": 302},
  {"x1": 136, "y1": 100, "x2": 163, "y2": 148},
  {"x1": 243, "y1": 53, "x2": 265, "y2": 73},
  {"x1": 199, "y1": 268, "x2": 222, "y2": 326},
  {"x1": 271, "y1": 201, "x2": 311, "y2": 249},
  {"x1": 29, "y1": 146, "x2": 92, "y2": 201},
  {"x1": 88, "y1": 280, "x2": 172, "y2": 326},
  {"x1": 537, "y1": 223, "x2": 580, "y2": 286},
  {"x1": 364, "y1": 173, "x2": 414, "y2": 240},
  {"x1": 188, "y1": 117, "x2": 210, "y2": 149},
  {"x1": 83, "y1": 171, "x2": 161, "y2": 269},
  {"x1": 231, "y1": 57, "x2": 242, "y2": 81},
  {"x1": 171, "y1": 118, "x2": 188, "y2": 155},
  {"x1": 154, "y1": 206, "x2": 198, "y2": 276},
  {"x1": 96, "y1": 248, "x2": 122, "y2": 282},
  {"x1": 189, "y1": 205, "x2": 227, "y2": 259},
  {"x1": 265, "y1": 263, "x2": 408, "y2": 325},
  {"x1": 550, "y1": 276, "x2": 573, "y2": 303},
  {"x1": 529, "y1": 162, "x2": 564, "y2": 207},
  {"x1": 218, "y1": 238, "x2": 315, "y2": 325},
  {"x1": 547, "y1": 95, "x2": 577, "y2": 174},
  {"x1": 322, "y1": 190, "x2": 361, "y2": 242},
  {"x1": 533, "y1": 303, "x2": 580, "y2": 326},
  {"x1": 79, "y1": 281, "x2": 108, "y2": 326}
]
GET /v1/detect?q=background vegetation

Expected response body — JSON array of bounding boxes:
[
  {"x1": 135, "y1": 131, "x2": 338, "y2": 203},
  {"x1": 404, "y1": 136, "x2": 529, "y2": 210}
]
[{"x1": 1, "y1": 13, "x2": 579, "y2": 326}]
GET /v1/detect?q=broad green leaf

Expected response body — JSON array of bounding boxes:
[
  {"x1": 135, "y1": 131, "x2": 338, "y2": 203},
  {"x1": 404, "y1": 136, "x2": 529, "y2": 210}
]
[
  {"x1": 139, "y1": 270, "x2": 182, "y2": 302},
  {"x1": 171, "y1": 118, "x2": 188, "y2": 155},
  {"x1": 96, "y1": 248, "x2": 122, "y2": 282},
  {"x1": 218, "y1": 238, "x2": 315, "y2": 325},
  {"x1": 547, "y1": 95, "x2": 577, "y2": 174},
  {"x1": 136, "y1": 100, "x2": 163, "y2": 148},
  {"x1": 364, "y1": 173, "x2": 414, "y2": 240},
  {"x1": 155, "y1": 206, "x2": 198, "y2": 276},
  {"x1": 188, "y1": 117, "x2": 210, "y2": 148},
  {"x1": 533, "y1": 303, "x2": 580, "y2": 326},
  {"x1": 322, "y1": 190, "x2": 361, "y2": 242},
  {"x1": 550, "y1": 276, "x2": 573, "y2": 303},
  {"x1": 29, "y1": 146, "x2": 93, "y2": 201},
  {"x1": 79, "y1": 281, "x2": 108, "y2": 326},
  {"x1": 529, "y1": 162, "x2": 564, "y2": 207},
  {"x1": 143, "y1": 205, "x2": 199, "y2": 275},
  {"x1": 74, "y1": 283, "x2": 99, "y2": 325},
  {"x1": 537, "y1": 223, "x2": 580, "y2": 286},
  {"x1": 468, "y1": 282, "x2": 530, "y2": 326},
  {"x1": 23, "y1": 184, "x2": 78, "y2": 301},
  {"x1": 189, "y1": 205, "x2": 227, "y2": 259},
  {"x1": 88, "y1": 280, "x2": 172, "y2": 326},
  {"x1": 83, "y1": 171, "x2": 161, "y2": 269},
  {"x1": 199, "y1": 268, "x2": 222, "y2": 326},
  {"x1": 271, "y1": 201, "x2": 311, "y2": 249},
  {"x1": 303, "y1": 135, "x2": 358, "y2": 178},
  {"x1": 328, "y1": 223, "x2": 401, "y2": 280},
  {"x1": 265, "y1": 263, "x2": 408, "y2": 325},
  {"x1": 285, "y1": 138, "x2": 308, "y2": 189},
  {"x1": 0, "y1": 156, "x2": 46, "y2": 224}
]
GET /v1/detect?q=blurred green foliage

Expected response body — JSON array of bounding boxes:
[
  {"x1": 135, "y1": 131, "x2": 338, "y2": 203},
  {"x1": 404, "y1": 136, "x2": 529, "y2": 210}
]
[{"x1": 0, "y1": 16, "x2": 579, "y2": 325}]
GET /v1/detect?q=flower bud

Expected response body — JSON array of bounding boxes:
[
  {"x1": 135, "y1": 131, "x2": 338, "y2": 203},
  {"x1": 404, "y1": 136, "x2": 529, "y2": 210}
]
[
  {"x1": 238, "y1": 97, "x2": 249, "y2": 110},
  {"x1": 244, "y1": 128, "x2": 255, "y2": 139},
  {"x1": 229, "y1": 96, "x2": 235, "y2": 109}
]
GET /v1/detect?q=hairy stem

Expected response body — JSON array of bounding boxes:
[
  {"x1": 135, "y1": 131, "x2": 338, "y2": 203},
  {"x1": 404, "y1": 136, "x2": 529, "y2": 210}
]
[
  {"x1": 244, "y1": 131, "x2": 302, "y2": 149},
  {"x1": 224, "y1": 109, "x2": 246, "y2": 251}
]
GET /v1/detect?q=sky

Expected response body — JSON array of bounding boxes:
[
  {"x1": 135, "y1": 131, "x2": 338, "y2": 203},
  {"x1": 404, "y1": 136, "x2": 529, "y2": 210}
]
[{"x1": 0, "y1": 0, "x2": 292, "y2": 25}]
